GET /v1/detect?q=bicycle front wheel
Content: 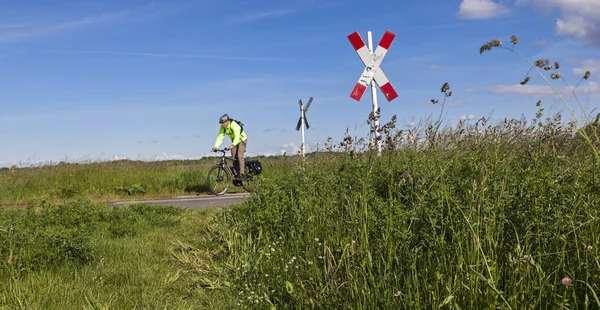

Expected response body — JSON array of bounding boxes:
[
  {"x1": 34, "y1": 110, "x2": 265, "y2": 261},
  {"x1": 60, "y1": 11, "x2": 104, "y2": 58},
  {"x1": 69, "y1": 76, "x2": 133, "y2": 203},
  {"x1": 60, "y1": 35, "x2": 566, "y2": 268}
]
[{"x1": 207, "y1": 165, "x2": 230, "y2": 195}]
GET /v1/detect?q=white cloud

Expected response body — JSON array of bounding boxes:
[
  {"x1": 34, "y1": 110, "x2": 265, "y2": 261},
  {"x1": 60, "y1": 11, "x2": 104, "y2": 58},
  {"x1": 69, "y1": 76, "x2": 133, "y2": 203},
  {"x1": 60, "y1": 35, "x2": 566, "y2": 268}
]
[
  {"x1": 457, "y1": 0, "x2": 510, "y2": 19},
  {"x1": 489, "y1": 82, "x2": 600, "y2": 98},
  {"x1": 0, "y1": 3, "x2": 172, "y2": 43},
  {"x1": 516, "y1": 0, "x2": 600, "y2": 47},
  {"x1": 280, "y1": 141, "x2": 300, "y2": 155},
  {"x1": 573, "y1": 59, "x2": 600, "y2": 77},
  {"x1": 532, "y1": 39, "x2": 554, "y2": 46},
  {"x1": 225, "y1": 3, "x2": 340, "y2": 25},
  {"x1": 428, "y1": 65, "x2": 443, "y2": 71},
  {"x1": 153, "y1": 153, "x2": 197, "y2": 161},
  {"x1": 460, "y1": 114, "x2": 477, "y2": 120},
  {"x1": 227, "y1": 9, "x2": 295, "y2": 24},
  {"x1": 466, "y1": 88, "x2": 477, "y2": 93},
  {"x1": 44, "y1": 50, "x2": 278, "y2": 61}
]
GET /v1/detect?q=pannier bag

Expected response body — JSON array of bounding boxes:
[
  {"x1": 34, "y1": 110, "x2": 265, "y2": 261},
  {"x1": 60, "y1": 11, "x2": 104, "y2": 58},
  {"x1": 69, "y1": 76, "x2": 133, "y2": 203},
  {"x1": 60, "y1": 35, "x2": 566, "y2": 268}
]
[{"x1": 245, "y1": 160, "x2": 263, "y2": 174}]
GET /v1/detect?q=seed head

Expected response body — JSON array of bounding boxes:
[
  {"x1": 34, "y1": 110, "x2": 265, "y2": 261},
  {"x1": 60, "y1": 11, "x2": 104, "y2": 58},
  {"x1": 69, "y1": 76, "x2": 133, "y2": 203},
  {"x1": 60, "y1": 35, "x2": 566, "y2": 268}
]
[
  {"x1": 479, "y1": 40, "x2": 501, "y2": 54},
  {"x1": 431, "y1": 99, "x2": 439, "y2": 104},
  {"x1": 551, "y1": 73, "x2": 561, "y2": 79},
  {"x1": 584, "y1": 71, "x2": 591, "y2": 80},
  {"x1": 536, "y1": 100, "x2": 542, "y2": 107},
  {"x1": 520, "y1": 76, "x2": 531, "y2": 85},
  {"x1": 441, "y1": 82, "x2": 450, "y2": 93},
  {"x1": 510, "y1": 35, "x2": 519, "y2": 45},
  {"x1": 544, "y1": 65, "x2": 552, "y2": 71},
  {"x1": 554, "y1": 61, "x2": 560, "y2": 69}
]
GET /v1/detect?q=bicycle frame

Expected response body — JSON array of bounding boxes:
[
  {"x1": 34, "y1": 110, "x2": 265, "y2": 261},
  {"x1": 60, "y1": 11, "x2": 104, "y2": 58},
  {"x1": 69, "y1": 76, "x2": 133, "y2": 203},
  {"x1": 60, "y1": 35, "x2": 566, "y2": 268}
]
[{"x1": 214, "y1": 149, "x2": 240, "y2": 178}]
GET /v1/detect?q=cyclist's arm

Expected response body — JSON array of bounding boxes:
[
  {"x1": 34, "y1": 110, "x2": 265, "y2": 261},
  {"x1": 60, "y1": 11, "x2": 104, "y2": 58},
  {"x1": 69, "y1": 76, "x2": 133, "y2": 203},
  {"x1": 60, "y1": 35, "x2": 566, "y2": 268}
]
[
  {"x1": 213, "y1": 127, "x2": 225, "y2": 148},
  {"x1": 231, "y1": 121, "x2": 242, "y2": 146}
]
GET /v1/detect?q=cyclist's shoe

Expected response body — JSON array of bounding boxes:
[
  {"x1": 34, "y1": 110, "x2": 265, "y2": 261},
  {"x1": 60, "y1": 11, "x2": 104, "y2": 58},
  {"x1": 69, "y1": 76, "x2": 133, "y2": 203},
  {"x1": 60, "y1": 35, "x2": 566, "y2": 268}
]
[{"x1": 234, "y1": 174, "x2": 243, "y2": 181}]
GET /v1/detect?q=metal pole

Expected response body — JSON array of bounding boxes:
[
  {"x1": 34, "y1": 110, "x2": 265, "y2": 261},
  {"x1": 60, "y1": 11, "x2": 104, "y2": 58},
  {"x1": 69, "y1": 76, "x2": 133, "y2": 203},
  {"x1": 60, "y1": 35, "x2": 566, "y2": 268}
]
[
  {"x1": 367, "y1": 31, "x2": 381, "y2": 155},
  {"x1": 301, "y1": 103, "x2": 305, "y2": 157}
]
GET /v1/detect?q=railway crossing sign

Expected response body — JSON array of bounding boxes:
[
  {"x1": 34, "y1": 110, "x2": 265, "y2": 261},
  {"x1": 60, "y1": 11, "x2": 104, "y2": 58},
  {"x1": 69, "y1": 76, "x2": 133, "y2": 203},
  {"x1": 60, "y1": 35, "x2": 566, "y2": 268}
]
[
  {"x1": 348, "y1": 30, "x2": 398, "y2": 102},
  {"x1": 296, "y1": 97, "x2": 313, "y2": 157}
]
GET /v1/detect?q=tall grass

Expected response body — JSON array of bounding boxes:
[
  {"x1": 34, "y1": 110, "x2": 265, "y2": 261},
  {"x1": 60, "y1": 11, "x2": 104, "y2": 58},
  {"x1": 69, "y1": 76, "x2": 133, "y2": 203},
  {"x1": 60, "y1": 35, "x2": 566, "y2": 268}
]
[
  {"x1": 213, "y1": 112, "x2": 600, "y2": 309},
  {"x1": 206, "y1": 36, "x2": 600, "y2": 308}
]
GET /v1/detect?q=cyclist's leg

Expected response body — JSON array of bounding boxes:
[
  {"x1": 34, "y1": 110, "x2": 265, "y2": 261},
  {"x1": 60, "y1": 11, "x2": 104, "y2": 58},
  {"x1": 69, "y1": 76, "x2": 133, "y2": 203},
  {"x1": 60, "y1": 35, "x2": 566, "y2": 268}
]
[
  {"x1": 238, "y1": 140, "x2": 247, "y2": 175},
  {"x1": 231, "y1": 145, "x2": 241, "y2": 179}
]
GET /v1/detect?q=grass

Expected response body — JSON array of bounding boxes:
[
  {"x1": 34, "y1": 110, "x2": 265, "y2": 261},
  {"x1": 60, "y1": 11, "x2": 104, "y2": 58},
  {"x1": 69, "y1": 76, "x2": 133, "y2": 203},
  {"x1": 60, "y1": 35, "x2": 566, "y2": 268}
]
[
  {"x1": 0, "y1": 199, "x2": 234, "y2": 309},
  {"x1": 0, "y1": 155, "x2": 297, "y2": 206},
  {"x1": 1, "y1": 34, "x2": 600, "y2": 308},
  {"x1": 208, "y1": 111, "x2": 600, "y2": 309}
]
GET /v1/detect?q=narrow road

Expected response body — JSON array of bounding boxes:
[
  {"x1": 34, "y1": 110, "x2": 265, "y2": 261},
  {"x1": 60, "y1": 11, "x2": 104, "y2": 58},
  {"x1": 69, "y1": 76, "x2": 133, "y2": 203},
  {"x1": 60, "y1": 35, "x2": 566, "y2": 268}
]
[{"x1": 111, "y1": 193, "x2": 250, "y2": 210}]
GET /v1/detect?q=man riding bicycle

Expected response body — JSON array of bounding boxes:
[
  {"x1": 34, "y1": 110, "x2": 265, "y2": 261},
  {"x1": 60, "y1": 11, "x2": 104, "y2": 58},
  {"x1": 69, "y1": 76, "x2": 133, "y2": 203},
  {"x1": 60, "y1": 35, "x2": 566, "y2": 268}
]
[{"x1": 212, "y1": 114, "x2": 248, "y2": 180}]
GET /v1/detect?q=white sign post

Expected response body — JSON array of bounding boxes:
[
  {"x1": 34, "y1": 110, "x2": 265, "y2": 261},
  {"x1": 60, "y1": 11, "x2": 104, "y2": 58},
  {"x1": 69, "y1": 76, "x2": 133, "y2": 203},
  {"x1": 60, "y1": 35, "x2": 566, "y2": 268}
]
[
  {"x1": 348, "y1": 30, "x2": 398, "y2": 154},
  {"x1": 295, "y1": 97, "x2": 313, "y2": 157}
]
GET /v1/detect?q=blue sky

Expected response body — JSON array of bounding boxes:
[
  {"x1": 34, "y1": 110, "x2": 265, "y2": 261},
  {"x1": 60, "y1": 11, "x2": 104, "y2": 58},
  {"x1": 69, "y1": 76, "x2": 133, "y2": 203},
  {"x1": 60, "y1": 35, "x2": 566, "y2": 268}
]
[{"x1": 1, "y1": 0, "x2": 599, "y2": 166}]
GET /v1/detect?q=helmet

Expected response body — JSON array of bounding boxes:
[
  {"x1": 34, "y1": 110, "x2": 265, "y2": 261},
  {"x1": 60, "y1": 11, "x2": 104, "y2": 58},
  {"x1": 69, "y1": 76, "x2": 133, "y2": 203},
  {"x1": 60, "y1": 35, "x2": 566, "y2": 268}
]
[{"x1": 219, "y1": 114, "x2": 230, "y2": 124}]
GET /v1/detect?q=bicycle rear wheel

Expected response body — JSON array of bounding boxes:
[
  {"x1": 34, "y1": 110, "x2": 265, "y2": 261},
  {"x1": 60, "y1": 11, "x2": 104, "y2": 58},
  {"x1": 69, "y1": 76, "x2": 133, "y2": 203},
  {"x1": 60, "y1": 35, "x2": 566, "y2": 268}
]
[
  {"x1": 207, "y1": 165, "x2": 230, "y2": 195},
  {"x1": 241, "y1": 171, "x2": 261, "y2": 192}
]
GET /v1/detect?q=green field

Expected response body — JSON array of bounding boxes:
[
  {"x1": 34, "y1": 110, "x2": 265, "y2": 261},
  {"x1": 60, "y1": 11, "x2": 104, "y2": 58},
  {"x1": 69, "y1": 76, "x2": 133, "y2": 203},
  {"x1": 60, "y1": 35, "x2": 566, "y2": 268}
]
[
  {"x1": 2, "y1": 111, "x2": 599, "y2": 309},
  {"x1": 1, "y1": 36, "x2": 600, "y2": 309}
]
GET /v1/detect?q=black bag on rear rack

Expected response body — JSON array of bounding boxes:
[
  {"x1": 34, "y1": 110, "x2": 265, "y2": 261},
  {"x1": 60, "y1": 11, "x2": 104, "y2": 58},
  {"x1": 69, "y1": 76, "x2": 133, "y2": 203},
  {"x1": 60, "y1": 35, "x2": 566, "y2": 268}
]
[{"x1": 245, "y1": 160, "x2": 263, "y2": 175}]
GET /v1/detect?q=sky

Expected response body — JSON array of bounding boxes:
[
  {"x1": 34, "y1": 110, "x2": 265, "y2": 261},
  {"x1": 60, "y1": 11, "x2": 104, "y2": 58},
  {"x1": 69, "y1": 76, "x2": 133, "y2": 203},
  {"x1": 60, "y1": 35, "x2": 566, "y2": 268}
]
[{"x1": 1, "y1": 0, "x2": 599, "y2": 167}]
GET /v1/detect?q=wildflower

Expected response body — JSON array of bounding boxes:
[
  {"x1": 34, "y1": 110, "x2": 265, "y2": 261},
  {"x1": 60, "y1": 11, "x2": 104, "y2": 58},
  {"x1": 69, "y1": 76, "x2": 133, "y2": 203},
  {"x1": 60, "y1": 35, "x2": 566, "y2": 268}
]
[
  {"x1": 584, "y1": 71, "x2": 591, "y2": 80},
  {"x1": 561, "y1": 277, "x2": 572, "y2": 287}
]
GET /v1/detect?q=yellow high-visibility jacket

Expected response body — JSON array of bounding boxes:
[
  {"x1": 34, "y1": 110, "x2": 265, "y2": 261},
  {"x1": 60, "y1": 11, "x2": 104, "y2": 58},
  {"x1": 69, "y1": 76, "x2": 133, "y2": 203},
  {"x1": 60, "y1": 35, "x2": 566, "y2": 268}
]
[{"x1": 213, "y1": 120, "x2": 247, "y2": 148}]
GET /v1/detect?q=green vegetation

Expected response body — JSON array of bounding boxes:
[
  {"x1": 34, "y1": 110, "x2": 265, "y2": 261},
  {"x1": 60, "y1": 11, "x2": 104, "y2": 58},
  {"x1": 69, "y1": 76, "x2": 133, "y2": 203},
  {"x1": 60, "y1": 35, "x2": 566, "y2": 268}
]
[
  {"x1": 208, "y1": 111, "x2": 600, "y2": 309},
  {"x1": 0, "y1": 156, "x2": 295, "y2": 205},
  {"x1": 0, "y1": 199, "x2": 233, "y2": 309}
]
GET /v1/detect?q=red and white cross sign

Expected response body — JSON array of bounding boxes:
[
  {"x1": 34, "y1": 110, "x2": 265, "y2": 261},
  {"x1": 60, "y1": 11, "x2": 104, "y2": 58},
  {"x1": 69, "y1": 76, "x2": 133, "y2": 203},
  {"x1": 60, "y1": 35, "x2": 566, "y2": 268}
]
[{"x1": 348, "y1": 30, "x2": 398, "y2": 102}]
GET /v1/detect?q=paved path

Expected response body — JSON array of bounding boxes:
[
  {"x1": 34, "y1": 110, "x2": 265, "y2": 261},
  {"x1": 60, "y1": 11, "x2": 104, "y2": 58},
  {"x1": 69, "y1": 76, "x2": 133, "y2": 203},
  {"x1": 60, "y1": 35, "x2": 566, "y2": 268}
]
[{"x1": 111, "y1": 193, "x2": 251, "y2": 210}]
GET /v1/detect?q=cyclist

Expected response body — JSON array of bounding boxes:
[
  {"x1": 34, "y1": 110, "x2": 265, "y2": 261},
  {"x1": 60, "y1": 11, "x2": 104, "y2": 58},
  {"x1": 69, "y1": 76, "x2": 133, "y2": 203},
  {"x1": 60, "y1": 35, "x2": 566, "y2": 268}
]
[{"x1": 212, "y1": 114, "x2": 248, "y2": 180}]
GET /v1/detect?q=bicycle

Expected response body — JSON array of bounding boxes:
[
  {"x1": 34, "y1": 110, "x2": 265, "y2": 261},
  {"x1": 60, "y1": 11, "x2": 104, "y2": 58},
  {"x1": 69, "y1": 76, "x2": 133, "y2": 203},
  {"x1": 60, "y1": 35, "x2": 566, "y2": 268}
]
[{"x1": 206, "y1": 149, "x2": 263, "y2": 195}]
